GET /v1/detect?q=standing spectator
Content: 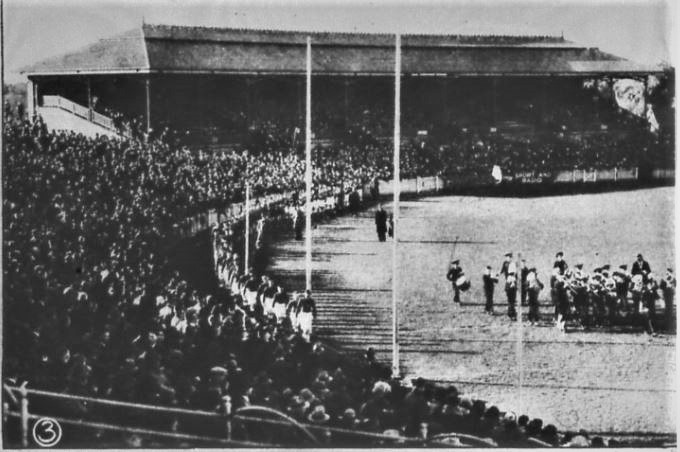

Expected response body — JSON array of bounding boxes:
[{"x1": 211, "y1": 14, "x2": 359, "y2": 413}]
[{"x1": 374, "y1": 204, "x2": 387, "y2": 242}]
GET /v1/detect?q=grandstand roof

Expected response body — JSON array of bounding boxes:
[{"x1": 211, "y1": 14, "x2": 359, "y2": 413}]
[{"x1": 22, "y1": 23, "x2": 662, "y2": 77}]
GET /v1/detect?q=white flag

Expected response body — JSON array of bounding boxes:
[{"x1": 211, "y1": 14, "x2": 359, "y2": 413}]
[
  {"x1": 613, "y1": 79, "x2": 646, "y2": 117},
  {"x1": 491, "y1": 165, "x2": 503, "y2": 183}
]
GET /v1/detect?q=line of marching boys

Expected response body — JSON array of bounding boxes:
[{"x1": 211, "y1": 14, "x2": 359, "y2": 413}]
[
  {"x1": 213, "y1": 222, "x2": 318, "y2": 341},
  {"x1": 447, "y1": 252, "x2": 675, "y2": 334}
]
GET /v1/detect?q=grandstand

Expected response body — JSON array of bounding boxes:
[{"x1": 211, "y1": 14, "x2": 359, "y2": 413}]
[{"x1": 21, "y1": 24, "x2": 670, "y2": 147}]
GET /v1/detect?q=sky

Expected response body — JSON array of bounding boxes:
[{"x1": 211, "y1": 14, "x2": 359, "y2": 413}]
[{"x1": 1, "y1": 0, "x2": 676, "y2": 84}]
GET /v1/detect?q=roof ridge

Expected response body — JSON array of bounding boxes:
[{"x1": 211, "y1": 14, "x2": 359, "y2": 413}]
[{"x1": 142, "y1": 23, "x2": 568, "y2": 42}]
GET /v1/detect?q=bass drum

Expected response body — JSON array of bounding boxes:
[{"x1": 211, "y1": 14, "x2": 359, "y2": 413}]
[{"x1": 456, "y1": 275, "x2": 471, "y2": 292}]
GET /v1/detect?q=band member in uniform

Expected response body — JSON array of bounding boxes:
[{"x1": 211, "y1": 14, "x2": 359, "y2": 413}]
[
  {"x1": 296, "y1": 290, "x2": 318, "y2": 342},
  {"x1": 447, "y1": 260, "x2": 463, "y2": 303},
  {"x1": 553, "y1": 251, "x2": 568, "y2": 275},
  {"x1": 500, "y1": 253, "x2": 517, "y2": 312},
  {"x1": 642, "y1": 275, "x2": 659, "y2": 335},
  {"x1": 660, "y1": 268, "x2": 675, "y2": 332},
  {"x1": 613, "y1": 265, "x2": 631, "y2": 314},
  {"x1": 526, "y1": 267, "x2": 544, "y2": 325},
  {"x1": 601, "y1": 265, "x2": 618, "y2": 324},
  {"x1": 519, "y1": 259, "x2": 529, "y2": 306},
  {"x1": 482, "y1": 266, "x2": 498, "y2": 314},
  {"x1": 375, "y1": 204, "x2": 388, "y2": 242},
  {"x1": 553, "y1": 268, "x2": 569, "y2": 331},
  {"x1": 588, "y1": 267, "x2": 606, "y2": 327},
  {"x1": 505, "y1": 270, "x2": 518, "y2": 321},
  {"x1": 630, "y1": 272, "x2": 645, "y2": 316},
  {"x1": 631, "y1": 254, "x2": 651, "y2": 281},
  {"x1": 570, "y1": 264, "x2": 589, "y2": 324},
  {"x1": 500, "y1": 252, "x2": 513, "y2": 279}
]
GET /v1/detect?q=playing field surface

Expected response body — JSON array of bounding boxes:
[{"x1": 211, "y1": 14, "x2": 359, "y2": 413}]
[{"x1": 269, "y1": 186, "x2": 676, "y2": 434}]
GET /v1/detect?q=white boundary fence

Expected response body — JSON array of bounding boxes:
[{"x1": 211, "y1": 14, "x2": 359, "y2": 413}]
[{"x1": 179, "y1": 166, "x2": 673, "y2": 237}]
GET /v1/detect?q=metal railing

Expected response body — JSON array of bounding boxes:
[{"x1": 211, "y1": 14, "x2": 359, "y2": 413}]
[
  {"x1": 41, "y1": 95, "x2": 115, "y2": 131},
  {"x1": 2, "y1": 384, "x2": 499, "y2": 448}
]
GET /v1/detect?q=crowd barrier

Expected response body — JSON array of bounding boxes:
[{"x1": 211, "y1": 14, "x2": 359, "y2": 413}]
[
  {"x1": 4, "y1": 384, "x2": 495, "y2": 448},
  {"x1": 180, "y1": 165, "x2": 673, "y2": 237}
]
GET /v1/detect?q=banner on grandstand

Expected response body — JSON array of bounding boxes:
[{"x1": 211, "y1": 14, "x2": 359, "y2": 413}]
[
  {"x1": 612, "y1": 79, "x2": 659, "y2": 132},
  {"x1": 613, "y1": 79, "x2": 645, "y2": 116}
]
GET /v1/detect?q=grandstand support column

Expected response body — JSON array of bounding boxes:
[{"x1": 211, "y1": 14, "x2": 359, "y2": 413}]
[
  {"x1": 87, "y1": 77, "x2": 93, "y2": 121},
  {"x1": 304, "y1": 37, "x2": 313, "y2": 291},
  {"x1": 26, "y1": 79, "x2": 36, "y2": 120},
  {"x1": 492, "y1": 77, "x2": 498, "y2": 125},
  {"x1": 441, "y1": 77, "x2": 448, "y2": 122},
  {"x1": 145, "y1": 77, "x2": 151, "y2": 134},
  {"x1": 343, "y1": 78, "x2": 350, "y2": 128},
  {"x1": 391, "y1": 33, "x2": 402, "y2": 379}
]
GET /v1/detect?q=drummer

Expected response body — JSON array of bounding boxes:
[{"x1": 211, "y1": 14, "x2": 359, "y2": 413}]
[{"x1": 446, "y1": 259, "x2": 464, "y2": 303}]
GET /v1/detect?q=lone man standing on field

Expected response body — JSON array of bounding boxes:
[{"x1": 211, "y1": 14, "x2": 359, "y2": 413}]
[{"x1": 375, "y1": 204, "x2": 388, "y2": 242}]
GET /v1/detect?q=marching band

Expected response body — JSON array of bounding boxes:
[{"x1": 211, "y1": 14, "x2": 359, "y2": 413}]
[{"x1": 448, "y1": 250, "x2": 675, "y2": 334}]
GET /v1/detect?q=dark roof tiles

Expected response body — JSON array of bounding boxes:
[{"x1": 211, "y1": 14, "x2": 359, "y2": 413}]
[{"x1": 22, "y1": 23, "x2": 661, "y2": 76}]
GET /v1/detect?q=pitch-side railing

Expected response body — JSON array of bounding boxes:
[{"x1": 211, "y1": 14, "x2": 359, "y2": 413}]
[{"x1": 4, "y1": 384, "x2": 494, "y2": 448}]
